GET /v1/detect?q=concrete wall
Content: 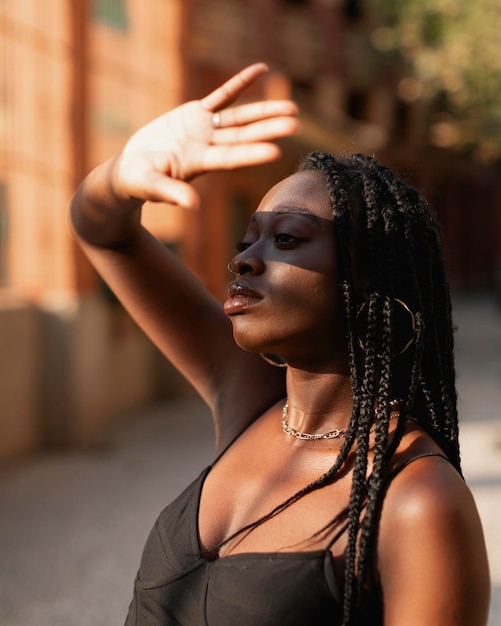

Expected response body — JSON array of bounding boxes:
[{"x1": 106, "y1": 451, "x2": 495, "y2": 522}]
[
  {"x1": 0, "y1": 300, "x2": 40, "y2": 461},
  {"x1": 0, "y1": 297, "x2": 190, "y2": 463}
]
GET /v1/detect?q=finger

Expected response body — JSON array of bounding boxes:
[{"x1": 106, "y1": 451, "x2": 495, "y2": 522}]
[
  {"x1": 214, "y1": 100, "x2": 299, "y2": 128},
  {"x1": 201, "y1": 143, "x2": 284, "y2": 171},
  {"x1": 212, "y1": 116, "x2": 300, "y2": 145},
  {"x1": 201, "y1": 62, "x2": 269, "y2": 112}
]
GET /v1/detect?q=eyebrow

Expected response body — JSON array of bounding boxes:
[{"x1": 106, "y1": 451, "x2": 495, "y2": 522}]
[{"x1": 250, "y1": 206, "x2": 321, "y2": 223}]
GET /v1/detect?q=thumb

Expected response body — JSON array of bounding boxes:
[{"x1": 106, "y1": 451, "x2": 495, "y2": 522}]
[{"x1": 144, "y1": 173, "x2": 201, "y2": 210}]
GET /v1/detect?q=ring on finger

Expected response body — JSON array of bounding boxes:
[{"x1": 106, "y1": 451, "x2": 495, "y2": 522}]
[{"x1": 212, "y1": 112, "x2": 222, "y2": 129}]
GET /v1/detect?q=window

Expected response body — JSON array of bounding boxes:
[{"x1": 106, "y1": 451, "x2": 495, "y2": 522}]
[{"x1": 91, "y1": 0, "x2": 129, "y2": 31}]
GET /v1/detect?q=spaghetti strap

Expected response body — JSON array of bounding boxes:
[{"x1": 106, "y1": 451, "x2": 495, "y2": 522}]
[{"x1": 387, "y1": 452, "x2": 457, "y2": 483}]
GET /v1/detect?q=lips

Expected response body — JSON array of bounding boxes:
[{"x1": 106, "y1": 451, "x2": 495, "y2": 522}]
[{"x1": 223, "y1": 281, "x2": 263, "y2": 315}]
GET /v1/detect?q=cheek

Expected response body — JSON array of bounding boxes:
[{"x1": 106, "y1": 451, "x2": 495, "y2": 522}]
[
  {"x1": 270, "y1": 267, "x2": 343, "y2": 340},
  {"x1": 280, "y1": 266, "x2": 338, "y2": 309}
]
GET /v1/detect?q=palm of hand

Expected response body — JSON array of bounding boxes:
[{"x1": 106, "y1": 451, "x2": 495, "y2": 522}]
[{"x1": 121, "y1": 100, "x2": 216, "y2": 183}]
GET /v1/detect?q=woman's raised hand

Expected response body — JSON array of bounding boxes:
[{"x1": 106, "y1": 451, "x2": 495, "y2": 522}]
[{"x1": 113, "y1": 63, "x2": 299, "y2": 210}]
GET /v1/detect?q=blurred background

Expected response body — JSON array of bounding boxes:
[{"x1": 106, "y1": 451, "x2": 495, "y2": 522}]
[
  {"x1": 0, "y1": 0, "x2": 500, "y2": 624},
  {"x1": 0, "y1": 0, "x2": 500, "y2": 458}
]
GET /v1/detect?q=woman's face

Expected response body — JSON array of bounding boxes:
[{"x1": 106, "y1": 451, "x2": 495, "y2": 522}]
[{"x1": 224, "y1": 170, "x2": 348, "y2": 371}]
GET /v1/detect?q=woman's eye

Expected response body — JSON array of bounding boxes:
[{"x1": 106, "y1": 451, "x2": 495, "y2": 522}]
[
  {"x1": 236, "y1": 234, "x2": 306, "y2": 252},
  {"x1": 274, "y1": 233, "x2": 304, "y2": 246}
]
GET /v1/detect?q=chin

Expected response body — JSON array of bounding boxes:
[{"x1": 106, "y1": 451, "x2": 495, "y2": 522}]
[
  {"x1": 231, "y1": 330, "x2": 277, "y2": 356},
  {"x1": 233, "y1": 336, "x2": 263, "y2": 354}
]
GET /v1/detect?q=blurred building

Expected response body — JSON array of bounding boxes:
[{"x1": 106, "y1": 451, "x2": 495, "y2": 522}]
[
  {"x1": 0, "y1": 0, "x2": 190, "y2": 460},
  {"x1": 0, "y1": 0, "x2": 500, "y2": 461}
]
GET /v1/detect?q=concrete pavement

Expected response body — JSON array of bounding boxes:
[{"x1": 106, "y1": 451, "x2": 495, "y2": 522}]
[
  {"x1": 0, "y1": 396, "x2": 215, "y2": 626},
  {"x1": 0, "y1": 294, "x2": 500, "y2": 626}
]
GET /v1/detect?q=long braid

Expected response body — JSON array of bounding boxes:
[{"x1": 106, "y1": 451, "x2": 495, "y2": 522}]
[
  {"x1": 423, "y1": 222, "x2": 460, "y2": 466},
  {"x1": 355, "y1": 220, "x2": 397, "y2": 597},
  {"x1": 348, "y1": 157, "x2": 402, "y2": 610},
  {"x1": 381, "y1": 165, "x2": 459, "y2": 468}
]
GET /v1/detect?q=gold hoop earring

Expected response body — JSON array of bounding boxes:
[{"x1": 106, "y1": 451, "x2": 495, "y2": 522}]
[
  {"x1": 356, "y1": 297, "x2": 416, "y2": 357},
  {"x1": 260, "y1": 353, "x2": 288, "y2": 368}
]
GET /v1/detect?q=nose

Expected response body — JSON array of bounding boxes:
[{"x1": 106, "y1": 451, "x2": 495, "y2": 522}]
[{"x1": 227, "y1": 250, "x2": 265, "y2": 276}]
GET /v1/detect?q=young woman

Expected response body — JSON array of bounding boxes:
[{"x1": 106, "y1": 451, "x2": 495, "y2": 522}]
[{"x1": 70, "y1": 63, "x2": 490, "y2": 625}]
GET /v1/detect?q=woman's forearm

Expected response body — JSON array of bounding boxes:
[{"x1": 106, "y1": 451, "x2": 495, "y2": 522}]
[{"x1": 69, "y1": 155, "x2": 143, "y2": 249}]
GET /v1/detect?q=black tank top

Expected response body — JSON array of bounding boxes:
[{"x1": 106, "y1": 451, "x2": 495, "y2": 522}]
[{"x1": 125, "y1": 453, "x2": 449, "y2": 625}]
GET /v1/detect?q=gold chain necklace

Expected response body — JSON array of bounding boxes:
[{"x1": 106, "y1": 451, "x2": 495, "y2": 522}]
[{"x1": 281, "y1": 401, "x2": 401, "y2": 441}]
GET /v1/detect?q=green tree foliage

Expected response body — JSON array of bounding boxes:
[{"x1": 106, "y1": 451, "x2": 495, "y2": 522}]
[{"x1": 371, "y1": 0, "x2": 501, "y2": 159}]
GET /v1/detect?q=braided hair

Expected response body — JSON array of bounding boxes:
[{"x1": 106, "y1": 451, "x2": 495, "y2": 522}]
[
  {"x1": 297, "y1": 151, "x2": 460, "y2": 622},
  {"x1": 216, "y1": 152, "x2": 460, "y2": 625}
]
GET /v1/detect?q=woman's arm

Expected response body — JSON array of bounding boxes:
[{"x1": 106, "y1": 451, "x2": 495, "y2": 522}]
[
  {"x1": 377, "y1": 455, "x2": 490, "y2": 625},
  {"x1": 69, "y1": 64, "x2": 297, "y2": 443}
]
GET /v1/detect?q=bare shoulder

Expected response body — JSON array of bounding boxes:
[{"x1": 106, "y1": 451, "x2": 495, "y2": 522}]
[
  {"x1": 382, "y1": 452, "x2": 472, "y2": 527},
  {"x1": 377, "y1": 451, "x2": 490, "y2": 626}
]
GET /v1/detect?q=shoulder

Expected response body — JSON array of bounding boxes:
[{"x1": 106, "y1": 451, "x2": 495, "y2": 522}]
[
  {"x1": 378, "y1": 452, "x2": 479, "y2": 580},
  {"x1": 376, "y1": 452, "x2": 490, "y2": 626},
  {"x1": 383, "y1": 452, "x2": 467, "y2": 525},
  {"x1": 379, "y1": 422, "x2": 471, "y2": 528}
]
